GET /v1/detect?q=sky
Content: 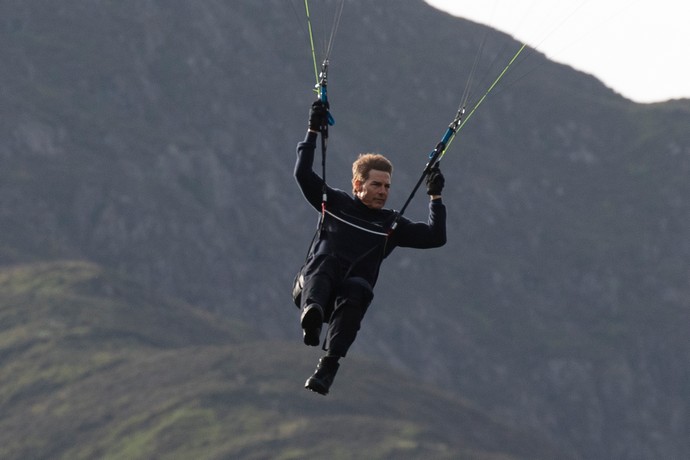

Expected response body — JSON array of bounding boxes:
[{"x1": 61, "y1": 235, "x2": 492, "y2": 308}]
[{"x1": 424, "y1": 0, "x2": 690, "y2": 103}]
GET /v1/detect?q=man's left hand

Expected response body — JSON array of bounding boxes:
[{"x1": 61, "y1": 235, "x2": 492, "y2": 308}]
[{"x1": 426, "y1": 164, "x2": 444, "y2": 196}]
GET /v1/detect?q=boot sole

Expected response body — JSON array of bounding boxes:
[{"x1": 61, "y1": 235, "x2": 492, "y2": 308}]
[
  {"x1": 305, "y1": 377, "x2": 329, "y2": 395},
  {"x1": 301, "y1": 305, "x2": 323, "y2": 346}
]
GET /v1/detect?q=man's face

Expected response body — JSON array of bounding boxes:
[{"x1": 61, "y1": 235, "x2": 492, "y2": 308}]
[{"x1": 355, "y1": 169, "x2": 391, "y2": 210}]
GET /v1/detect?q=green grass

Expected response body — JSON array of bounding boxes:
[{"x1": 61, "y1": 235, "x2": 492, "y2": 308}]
[{"x1": 0, "y1": 260, "x2": 569, "y2": 460}]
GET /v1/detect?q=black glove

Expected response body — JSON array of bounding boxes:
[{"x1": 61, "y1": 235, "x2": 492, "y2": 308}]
[
  {"x1": 425, "y1": 164, "x2": 445, "y2": 196},
  {"x1": 308, "y1": 99, "x2": 329, "y2": 132}
]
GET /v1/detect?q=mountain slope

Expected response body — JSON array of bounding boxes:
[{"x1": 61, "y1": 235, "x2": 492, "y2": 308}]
[{"x1": 0, "y1": 261, "x2": 569, "y2": 460}]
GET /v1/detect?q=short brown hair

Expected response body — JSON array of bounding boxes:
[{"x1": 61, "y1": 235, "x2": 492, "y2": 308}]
[{"x1": 351, "y1": 153, "x2": 393, "y2": 194}]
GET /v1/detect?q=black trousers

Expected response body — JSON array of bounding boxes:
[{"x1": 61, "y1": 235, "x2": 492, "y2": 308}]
[{"x1": 298, "y1": 254, "x2": 374, "y2": 357}]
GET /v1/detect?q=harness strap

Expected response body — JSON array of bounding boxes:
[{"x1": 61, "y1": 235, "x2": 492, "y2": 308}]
[{"x1": 323, "y1": 210, "x2": 389, "y2": 237}]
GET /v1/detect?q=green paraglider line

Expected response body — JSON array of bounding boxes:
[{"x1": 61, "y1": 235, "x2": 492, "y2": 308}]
[
  {"x1": 304, "y1": 0, "x2": 320, "y2": 89},
  {"x1": 441, "y1": 42, "x2": 528, "y2": 159},
  {"x1": 391, "y1": 41, "x2": 528, "y2": 229}
]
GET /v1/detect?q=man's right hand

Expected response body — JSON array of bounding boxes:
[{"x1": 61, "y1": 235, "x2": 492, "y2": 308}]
[{"x1": 308, "y1": 100, "x2": 329, "y2": 132}]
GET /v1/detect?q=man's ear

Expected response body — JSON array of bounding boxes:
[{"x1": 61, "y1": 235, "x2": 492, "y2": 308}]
[{"x1": 353, "y1": 179, "x2": 362, "y2": 193}]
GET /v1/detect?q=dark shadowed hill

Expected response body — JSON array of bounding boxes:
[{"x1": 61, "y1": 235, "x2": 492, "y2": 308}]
[
  {"x1": 0, "y1": 1, "x2": 688, "y2": 458},
  {"x1": 0, "y1": 261, "x2": 571, "y2": 460}
]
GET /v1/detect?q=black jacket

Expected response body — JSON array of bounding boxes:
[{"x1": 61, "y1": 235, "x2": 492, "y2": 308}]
[{"x1": 295, "y1": 132, "x2": 446, "y2": 286}]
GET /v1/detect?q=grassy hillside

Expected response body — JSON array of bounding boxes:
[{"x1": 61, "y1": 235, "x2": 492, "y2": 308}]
[{"x1": 0, "y1": 261, "x2": 569, "y2": 459}]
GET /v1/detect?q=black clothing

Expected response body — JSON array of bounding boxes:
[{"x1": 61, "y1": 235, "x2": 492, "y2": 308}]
[
  {"x1": 426, "y1": 163, "x2": 445, "y2": 195},
  {"x1": 305, "y1": 356, "x2": 340, "y2": 395},
  {"x1": 295, "y1": 132, "x2": 446, "y2": 285},
  {"x1": 294, "y1": 132, "x2": 446, "y2": 358},
  {"x1": 301, "y1": 303, "x2": 323, "y2": 346},
  {"x1": 308, "y1": 100, "x2": 330, "y2": 133}
]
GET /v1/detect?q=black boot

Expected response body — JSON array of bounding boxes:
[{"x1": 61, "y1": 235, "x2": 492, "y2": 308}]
[
  {"x1": 300, "y1": 303, "x2": 323, "y2": 346},
  {"x1": 305, "y1": 356, "x2": 340, "y2": 395}
]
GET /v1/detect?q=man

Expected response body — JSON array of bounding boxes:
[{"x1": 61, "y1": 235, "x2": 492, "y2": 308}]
[{"x1": 293, "y1": 100, "x2": 446, "y2": 395}]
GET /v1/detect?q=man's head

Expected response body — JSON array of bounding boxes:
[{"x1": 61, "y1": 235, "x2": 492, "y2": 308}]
[{"x1": 352, "y1": 153, "x2": 393, "y2": 210}]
